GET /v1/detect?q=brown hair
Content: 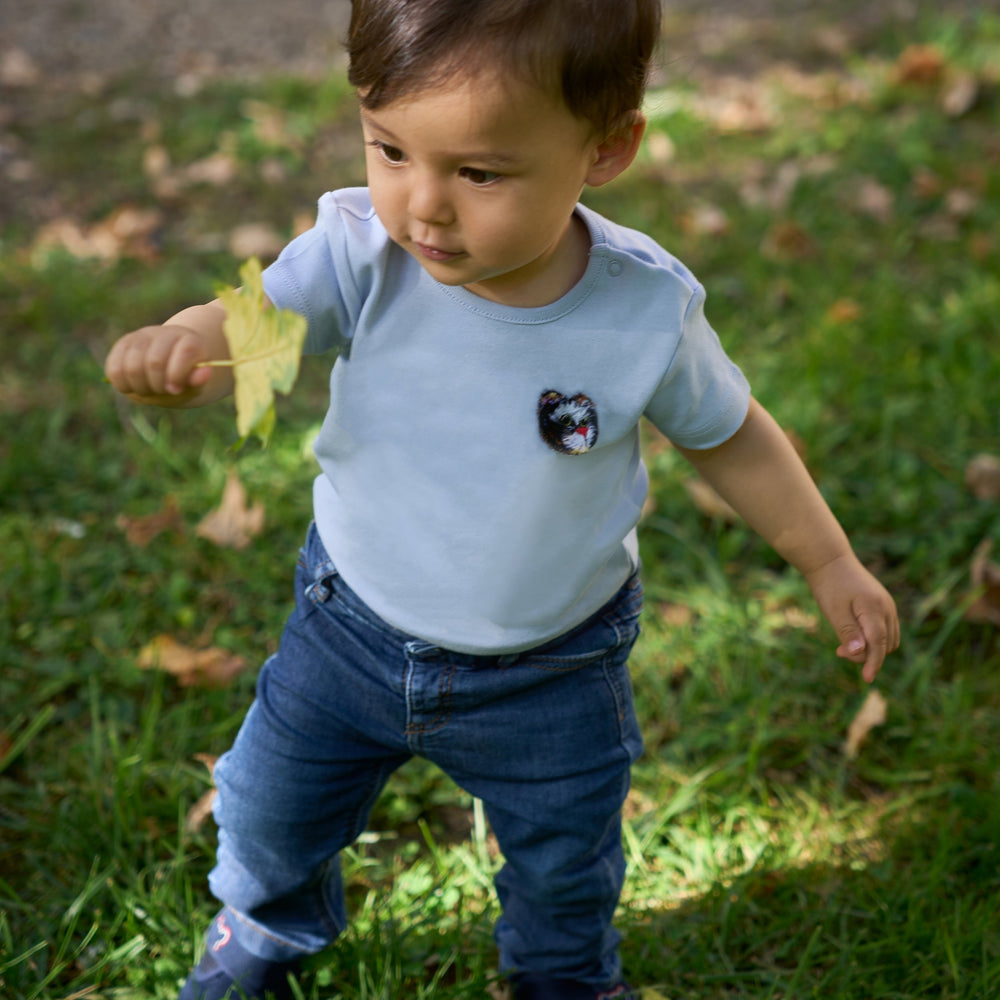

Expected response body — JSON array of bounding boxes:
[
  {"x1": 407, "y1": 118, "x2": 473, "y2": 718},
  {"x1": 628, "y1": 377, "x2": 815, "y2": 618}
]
[{"x1": 347, "y1": 0, "x2": 661, "y2": 136}]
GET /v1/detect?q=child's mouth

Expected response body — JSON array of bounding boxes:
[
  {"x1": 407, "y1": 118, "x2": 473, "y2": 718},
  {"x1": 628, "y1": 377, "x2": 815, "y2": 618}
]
[{"x1": 415, "y1": 242, "x2": 463, "y2": 262}]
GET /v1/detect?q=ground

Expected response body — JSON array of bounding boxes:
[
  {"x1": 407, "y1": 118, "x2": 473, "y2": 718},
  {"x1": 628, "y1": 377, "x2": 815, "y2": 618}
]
[{"x1": 2, "y1": 0, "x2": 995, "y2": 87}]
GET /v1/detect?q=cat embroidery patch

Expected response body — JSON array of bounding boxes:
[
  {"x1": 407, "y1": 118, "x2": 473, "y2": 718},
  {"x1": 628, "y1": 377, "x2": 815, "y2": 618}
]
[{"x1": 537, "y1": 390, "x2": 599, "y2": 455}]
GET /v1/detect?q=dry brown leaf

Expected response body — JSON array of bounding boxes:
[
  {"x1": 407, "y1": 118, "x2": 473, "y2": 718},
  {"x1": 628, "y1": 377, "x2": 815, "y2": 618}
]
[
  {"x1": 826, "y1": 299, "x2": 864, "y2": 325},
  {"x1": 644, "y1": 130, "x2": 675, "y2": 167},
  {"x1": 242, "y1": 100, "x2": 303, "y2": 152},
  {"x1": 182, "y1": 151, "x2": 239, "y2": 187},
  {"x1": 185, "y1": 754, "x2": 220, "y2": 833},
  {"x1": 196, "y1": 469, "x2": 265, "y2": 550},
  {"x1": 683, "y1": 478, "x2": 739, "y2": 522},
  {"x1": 945, "y1": 188, "x2": 979, "y2": 220},
  {"x1": 844, "y1": 689, "x2": 888, "y2": 759},
  {"x1": 185, "y1": 788, "x2": 218, "y2": 833},
  {"x1": 137, "y1": 635, "x2": 247, "y2": 688},
  {"x1": 761, "y1": 220, "x2": 816, "y2": 260},
  {"x1": 966, "y1": 453, "x2": 1000, "y2": 502},
  {"x1": 912, "y1": 167, "x2": 944, "y2": 200},
  {"x1": 942, "y1": 73, "x2": 979, "y2": 117},
  {"x1": 964, "y1": 539, "x2": 1000, "y2": 627},
  {"x1": 895, "y1": 45, "x2": 947, "y2": 86},
  {"x1": 116, "y1": 496, "x2": 183, "y2": 547},
  {"x1": 681, "y1": 203, "x2": 730, "y2": 238},
  {"x1": 228, "y1": 223, "x2": 286, "y2": 261},
  {"x1": 0, "y1": 49, "x2": 41, "y2": 87},
  {"x1": 856, "y1": 178, "x2": 895, "y2": 223},
  {"x1": 659, "y1": 602, "x2": 694, "y2": 628},
  {"x1": 739, "y1": 160, "x2": 802, "y2": 213},
  {"x1": 31, "y1": 206, "x2": 162, "y2": 263}
]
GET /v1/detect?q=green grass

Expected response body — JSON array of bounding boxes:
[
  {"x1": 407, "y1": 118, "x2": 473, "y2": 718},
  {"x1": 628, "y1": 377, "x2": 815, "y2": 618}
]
[{"x1": 2, "y1": 8, "x2": 1000, "y2": 998}]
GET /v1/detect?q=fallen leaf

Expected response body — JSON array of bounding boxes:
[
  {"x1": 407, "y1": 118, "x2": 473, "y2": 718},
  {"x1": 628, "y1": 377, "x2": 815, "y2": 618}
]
[
  {"x1": 966, "y1": 453, "x2": 1000, "y2": 501},
  {"x1": 193, "y1": 752, "x2": 219, "y2": 776},
  {"x1": 945, "y1": 188, "x2": 979, "y2": 220},
  {"x1": 912, "y1": 167, "x2": 944, "y2": 200},
  {"x1": 941, "y1": 72, "x2": 979, "y2": 117},
  {"x1": 116, "y1": 496, "x2": 183, "y2": 547},
  {"x1": 228, "y1": 223, "x2": 286, "y2": 261},
  {"x1": 185, "y1": 754, "x2": 219, "y2": 833},
  {"x1": 242, "y1": 99, "x2": 303, "y2": 152},
  {"x1": 659, "y1": 602, "x2": 694, "y2": 628},
  {"x1": 681, "y1": 203, "x2": 730, "y2": 237},
  {"x1": 644, "y1": 130, "x2": 675, "y2": 167},
  {"x1": 856, "y1": 178, "x2": 895, "y2": 223},
  {"x1": 964, "y1": 539, "x2": 1000, "y2": 627},
  {"x1": 184, "y1": 791, "x2": 216, "y2": 833},
  {"x1": 137, "y1": 634, "x2": 247, "y2": 688},
  {"x1": 844, "y1": 689, "x2": 887, "y2": 759},
  {"x1": 739, "y1": 160, "x2": 802, "y2": 213},
  {"x1": 895, "y1": 45, "x2": 946, "y2": 86},
  {"x1": 683, "y1": 477, "x2": 739, "y2": 522},
  {"x1": 0, "y1": 49, "x2": 41, "y2": 87},
  {"x1": 196, "y1": 468, "x2": 265, "y2": 550},
  {"x1": 31, "y1": 206, "x2": 163, "y2": 263},
  {"x1": 826, "y1": 299, "x2": 864, "y2": 325},
  {"x1": 761, "y1": 220, "x2": 816, "y2": 259},
  {"x1": 181, "y1": 150, "x2": 239, "y2": 187},
  {"x1": 208, "y1": 257, "x2": 307, "y2": 444}
]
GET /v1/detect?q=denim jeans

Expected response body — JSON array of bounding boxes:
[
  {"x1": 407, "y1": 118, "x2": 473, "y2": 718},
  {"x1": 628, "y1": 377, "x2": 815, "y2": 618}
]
[{"x1": 208, "y1": 523, "x2": 644, "y2": 986}]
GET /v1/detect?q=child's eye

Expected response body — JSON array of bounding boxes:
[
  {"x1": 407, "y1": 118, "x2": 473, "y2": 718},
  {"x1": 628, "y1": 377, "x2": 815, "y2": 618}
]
[
  {"x1": 369, "y1": 140, "x2": 406, "y2": 165},
  {"x1": 459, "y1": 166, "x2": 501, "y2": 186}
]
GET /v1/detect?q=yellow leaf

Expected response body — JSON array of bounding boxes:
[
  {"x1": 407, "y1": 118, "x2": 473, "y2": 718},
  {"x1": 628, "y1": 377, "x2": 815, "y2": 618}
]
[{"x1": 215, "y1": 257, "x2": 307, "y2": 445}]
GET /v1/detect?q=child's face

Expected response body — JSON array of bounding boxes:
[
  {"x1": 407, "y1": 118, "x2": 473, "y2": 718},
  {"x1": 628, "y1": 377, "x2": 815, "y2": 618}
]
[{"x1": 360, "y1": 70, "x2": 604, "y2": 307}]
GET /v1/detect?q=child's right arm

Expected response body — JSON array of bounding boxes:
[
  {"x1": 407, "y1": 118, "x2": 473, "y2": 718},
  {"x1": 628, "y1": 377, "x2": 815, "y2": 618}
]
[{"x1": 104, "y1": 300, "x2": 234, "y2": 408}]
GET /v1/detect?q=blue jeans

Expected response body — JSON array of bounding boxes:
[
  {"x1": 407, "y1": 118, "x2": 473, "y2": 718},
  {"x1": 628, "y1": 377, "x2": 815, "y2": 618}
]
[{"x1": 208, "y1": 524, "x2": 644, "y2": 986}]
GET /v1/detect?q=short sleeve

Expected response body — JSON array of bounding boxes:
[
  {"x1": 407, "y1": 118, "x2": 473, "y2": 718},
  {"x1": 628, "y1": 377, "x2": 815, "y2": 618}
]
[
  {"x1": 643, "y1": 284, "x2": 751, "y2": 449},
  {"x1": 262, "y1": 190, "x2": 382, "y2": 355}
]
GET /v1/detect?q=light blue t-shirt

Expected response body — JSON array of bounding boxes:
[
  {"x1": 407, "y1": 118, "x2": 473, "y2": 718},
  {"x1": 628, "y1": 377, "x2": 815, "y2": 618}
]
[{"x1": 264, "y1": 188, "x2": 750, "y2": 653}]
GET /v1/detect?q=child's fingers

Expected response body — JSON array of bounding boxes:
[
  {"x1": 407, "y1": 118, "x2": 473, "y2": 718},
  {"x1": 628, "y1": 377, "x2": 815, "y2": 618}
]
[
  {"x1": 163, "y1": 333, "x2": 210, "y2": 394},
  {"x1": 835, "y1": 598, "x2": 899, "y2": 683},
  {"x1": 106, "y1": 326, "x2": 206, "y2": 396}
]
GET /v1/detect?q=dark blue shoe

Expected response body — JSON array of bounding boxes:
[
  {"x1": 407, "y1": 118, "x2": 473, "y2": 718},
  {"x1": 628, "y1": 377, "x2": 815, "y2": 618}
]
[
  {"x1": 178, "y1": 910, "x2": 301, "y2": 1000},
  {"x1": 511, "y1": 973, "x2": 638, "y2": 1000}
]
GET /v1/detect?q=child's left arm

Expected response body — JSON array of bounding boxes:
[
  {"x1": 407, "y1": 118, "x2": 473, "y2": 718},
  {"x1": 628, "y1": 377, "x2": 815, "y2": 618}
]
[{"x1": 676, "y1": 396, "x2": 900, "y2": 683}]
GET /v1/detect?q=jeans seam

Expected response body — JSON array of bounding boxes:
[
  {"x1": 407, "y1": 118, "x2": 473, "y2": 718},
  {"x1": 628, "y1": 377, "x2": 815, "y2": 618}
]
[{"x1": 403, "y1": 662, "x2": 456, "y2": 738}]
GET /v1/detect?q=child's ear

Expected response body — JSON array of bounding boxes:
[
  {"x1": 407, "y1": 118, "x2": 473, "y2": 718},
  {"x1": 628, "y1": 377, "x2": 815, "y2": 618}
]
[{"x1": 586, "y1": 113, "x2": 646, "y2": 188}]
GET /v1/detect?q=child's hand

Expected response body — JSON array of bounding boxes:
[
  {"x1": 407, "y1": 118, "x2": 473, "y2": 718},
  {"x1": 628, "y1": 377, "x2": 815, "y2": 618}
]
[
  {"x1": 804, "y1": 554, "x2": 900, "y2": 684},
  {"x1": 105, "y1": 302, "x2": 231, "y2": 407},
  {"x1": 105, "y1": 324, "x2": 214, "y2": 405}
]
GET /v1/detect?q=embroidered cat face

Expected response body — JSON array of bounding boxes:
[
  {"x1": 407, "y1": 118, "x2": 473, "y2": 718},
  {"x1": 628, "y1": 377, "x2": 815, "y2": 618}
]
[{"x1": 537, "y1": 390, "x2": 599, "y2": 455}]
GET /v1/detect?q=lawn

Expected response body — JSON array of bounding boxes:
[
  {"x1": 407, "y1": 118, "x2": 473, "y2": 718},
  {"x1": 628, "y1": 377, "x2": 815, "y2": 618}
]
[{"x1": 2, "y1": 6, "x2": 999, "y2": 999}]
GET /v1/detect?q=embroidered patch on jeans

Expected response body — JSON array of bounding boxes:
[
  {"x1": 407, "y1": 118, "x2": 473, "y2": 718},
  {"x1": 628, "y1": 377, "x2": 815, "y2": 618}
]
[
  {"x1": 537, "y1": 390, "x2": 599, "y2": 455},
  {"x1": 212, "y1": 912, "x2": 233, "y2": 952}
]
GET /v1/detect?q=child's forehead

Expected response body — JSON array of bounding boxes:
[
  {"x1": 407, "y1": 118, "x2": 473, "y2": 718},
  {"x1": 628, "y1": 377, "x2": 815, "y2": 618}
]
[{"x1": 364, "y1": 63, "x2": 580, "y2": 134}]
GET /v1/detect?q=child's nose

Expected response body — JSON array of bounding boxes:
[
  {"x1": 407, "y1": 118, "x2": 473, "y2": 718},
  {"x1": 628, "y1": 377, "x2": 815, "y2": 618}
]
[{"x1": 408, "y1": 174, "x2": 454, "y2": 226}]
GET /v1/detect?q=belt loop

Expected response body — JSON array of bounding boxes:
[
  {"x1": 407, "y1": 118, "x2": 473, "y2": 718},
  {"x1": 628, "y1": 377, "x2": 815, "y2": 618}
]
[{"x1": 404, "y1": 640, "x2": 439, "y2": 661}]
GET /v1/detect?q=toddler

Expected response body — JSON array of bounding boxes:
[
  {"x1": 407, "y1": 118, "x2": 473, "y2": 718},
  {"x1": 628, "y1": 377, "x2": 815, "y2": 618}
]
[{"x1": 104, "y1": 1, "x2": 899, "y2": 997}]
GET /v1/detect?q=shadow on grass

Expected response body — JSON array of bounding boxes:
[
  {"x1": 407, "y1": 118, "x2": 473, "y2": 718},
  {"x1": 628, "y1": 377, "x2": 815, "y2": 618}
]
[{"x1": 619, "y1": 785, "x2": 1000, "y2": 998}]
